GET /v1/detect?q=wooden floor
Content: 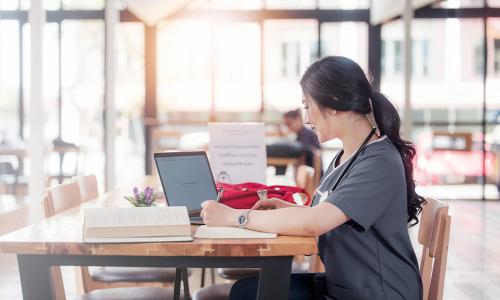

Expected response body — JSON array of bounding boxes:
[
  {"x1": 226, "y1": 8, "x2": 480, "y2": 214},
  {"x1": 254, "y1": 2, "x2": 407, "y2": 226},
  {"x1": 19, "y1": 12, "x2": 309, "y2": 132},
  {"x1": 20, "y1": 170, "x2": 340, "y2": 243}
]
[{"x1": 1, "y1": 200, "x2": 500, "y2": 299}]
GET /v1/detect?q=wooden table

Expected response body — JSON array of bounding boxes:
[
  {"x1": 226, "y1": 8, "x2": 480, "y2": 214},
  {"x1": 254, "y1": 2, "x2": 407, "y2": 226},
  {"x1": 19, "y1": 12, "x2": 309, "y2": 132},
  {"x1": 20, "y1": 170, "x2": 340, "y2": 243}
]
[{"x1": 0, "y1": 176, "x2": 317, "y2": 300}]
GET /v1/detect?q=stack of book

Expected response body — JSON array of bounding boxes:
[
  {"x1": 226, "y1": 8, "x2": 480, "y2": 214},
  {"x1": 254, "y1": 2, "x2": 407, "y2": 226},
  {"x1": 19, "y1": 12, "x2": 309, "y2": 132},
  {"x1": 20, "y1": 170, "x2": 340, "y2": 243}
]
[{"x1": 83, "y1": 206, "x2": 193, "y2": 243}]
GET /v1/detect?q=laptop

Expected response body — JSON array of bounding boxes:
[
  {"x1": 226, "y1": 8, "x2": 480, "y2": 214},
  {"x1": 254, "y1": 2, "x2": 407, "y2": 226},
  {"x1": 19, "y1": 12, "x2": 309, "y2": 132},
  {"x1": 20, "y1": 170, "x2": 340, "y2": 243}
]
[{"x1": 154, "y1": 151, "x2": 218, "y2": 225}]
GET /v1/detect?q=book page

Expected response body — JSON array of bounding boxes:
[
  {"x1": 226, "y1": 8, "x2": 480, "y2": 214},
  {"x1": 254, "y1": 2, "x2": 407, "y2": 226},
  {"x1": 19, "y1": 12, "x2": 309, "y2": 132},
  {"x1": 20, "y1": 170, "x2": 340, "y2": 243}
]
[
  {"x1": 194, "y1": 225, "x2": 277, "y2": 239},
  {"x1": 84, "y1": 235, "x2": 193, "y2": 244},
  {"x1": 84, "y1": 206, "x2": 190, "y2": 228}
]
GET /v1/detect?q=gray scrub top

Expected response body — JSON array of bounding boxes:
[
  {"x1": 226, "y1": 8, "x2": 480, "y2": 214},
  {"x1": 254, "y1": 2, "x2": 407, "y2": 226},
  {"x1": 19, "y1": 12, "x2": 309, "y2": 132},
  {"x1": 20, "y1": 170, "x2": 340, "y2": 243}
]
[{"x1": 313, "y1": 136, "x2": 422, "y2": 300}]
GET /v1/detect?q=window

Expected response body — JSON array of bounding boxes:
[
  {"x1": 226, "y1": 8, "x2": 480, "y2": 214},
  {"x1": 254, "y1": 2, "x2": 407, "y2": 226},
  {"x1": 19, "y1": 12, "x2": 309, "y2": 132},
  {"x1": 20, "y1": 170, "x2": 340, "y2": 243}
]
[
  {"x1": 62, "y1": 0, "x2": 104, "y2": 10},
  {"x1": 495, "y1": 39, "x2": 500, "y2": 74},
  {"x1": 265, "y1": 0, "x2": 316, "y2": 9},
  {"x1": 281, "y1": 42, "x2": 301, "y2": 78},
  {"x1": 60, "y1": 20, "x2": 105, "y2": 181},
  {"x1": 394, "y1": 40, "x2": 402, "y2": 73},
  {"x1": 412, "y1": 40, "x2": 430, "y2": 77},
  {"x1": 19, "y1": 0, "x2": 60, "y2": 10},
  {"x1": 489, "y1": 0, "x2": 500, "y2": 7},
  {"x1": 212, "y1": 0, "x2": 263, "y2": 10},
  {"x1": 157, "y1": 20, "x2": 212, "y2": 112},
  {"x1": 115, "y1": 23, "x2": 145, "y2": 185},
  {"x1": 474, "y1": 44, "x2": 483, "y2": 76},
  {"x1": 214, "y1": 22, "x2": 261, "y2": 111},
  {"x1": 433, "y1": 0, "x2": 484, "y2": 8},
  {"x1": 382, "y1": 18, "x2": 485, "y2": 200},
  {"x1": 320, "y1": 22, "x2": 368, "y2": 72},
  {"x1": 264, "y1": 20, "x2": 317, "y2": 111},
  {"x1": 0, "y1": 20, "x2": 20, "y2": 140},
  {"x1": 318, "y1": 0, "x2": 369, "y2": 9},
  {"x1": 0, "y1": 0, "x2": 18, "y2": 10}
]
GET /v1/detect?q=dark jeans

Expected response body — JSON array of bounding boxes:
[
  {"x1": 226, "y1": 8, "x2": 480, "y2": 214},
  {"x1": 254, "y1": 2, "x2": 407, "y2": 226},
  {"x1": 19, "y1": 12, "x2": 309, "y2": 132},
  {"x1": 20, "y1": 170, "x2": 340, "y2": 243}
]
[{"x1": 229, "y1": 273, "x2": 327, "y2": 300}]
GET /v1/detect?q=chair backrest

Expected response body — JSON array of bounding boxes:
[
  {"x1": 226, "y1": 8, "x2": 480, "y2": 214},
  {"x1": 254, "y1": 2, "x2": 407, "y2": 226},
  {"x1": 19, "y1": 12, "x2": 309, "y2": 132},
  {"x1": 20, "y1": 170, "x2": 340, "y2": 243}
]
[
  {"x1": 295, "y1": 165, "x2": 315, "y2": 205},
  {"x1": 41, "y1": 183, "x2": 83, "y2": 300},
  {"x1": 45, "y1": 182, "x2": 82, "y2": 217},
  {"x1": 76, "y1": 175, "x2": 99, "y2": 202},
  {"x1": 418, "y1": 198, "x2": 451, "y2": 300}
]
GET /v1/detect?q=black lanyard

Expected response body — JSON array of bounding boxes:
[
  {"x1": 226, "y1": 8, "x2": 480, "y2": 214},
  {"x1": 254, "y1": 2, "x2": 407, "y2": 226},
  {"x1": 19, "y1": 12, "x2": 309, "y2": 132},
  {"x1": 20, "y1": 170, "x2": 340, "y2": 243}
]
[{"x1": 329, "y1": 127, "x2": 377, "y2": 192}]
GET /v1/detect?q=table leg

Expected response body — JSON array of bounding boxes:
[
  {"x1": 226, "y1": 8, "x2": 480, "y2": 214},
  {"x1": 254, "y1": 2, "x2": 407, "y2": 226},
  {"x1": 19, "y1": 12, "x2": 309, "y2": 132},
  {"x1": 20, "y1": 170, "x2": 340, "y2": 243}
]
[
  {"x1": 182, "y1": 268, "x2": 191, "y2": 300},
  {"x1": 17, "y1": 254, "x2": 54, "y2": 300},
  {"x1": 257, "y1": 256, "x2": 292, "y2": 300}
]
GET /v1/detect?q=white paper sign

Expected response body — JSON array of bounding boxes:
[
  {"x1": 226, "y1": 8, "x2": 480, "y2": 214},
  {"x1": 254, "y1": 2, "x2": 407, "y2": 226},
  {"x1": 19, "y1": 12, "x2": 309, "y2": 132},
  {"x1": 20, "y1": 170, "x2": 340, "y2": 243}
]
[{"x1": 208, "y1": 122, "x2": 267, "y2": 184}]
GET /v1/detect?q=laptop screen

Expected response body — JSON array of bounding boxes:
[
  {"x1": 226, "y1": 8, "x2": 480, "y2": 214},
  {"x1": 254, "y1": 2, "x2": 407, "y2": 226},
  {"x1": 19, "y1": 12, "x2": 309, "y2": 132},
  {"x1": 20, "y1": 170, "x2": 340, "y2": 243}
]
[{"x1": 155, "y1": 152, "x2": 218, "y2": 212}]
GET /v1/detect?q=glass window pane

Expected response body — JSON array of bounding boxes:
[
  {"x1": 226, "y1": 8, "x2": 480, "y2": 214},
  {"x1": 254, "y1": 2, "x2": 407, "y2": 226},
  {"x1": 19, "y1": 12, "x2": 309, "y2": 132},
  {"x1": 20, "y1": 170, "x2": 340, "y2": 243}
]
[
  {"x1": 382, "y1": 19, "x2": 486, "y2": 200},
  {"x1": 61, "y1": 20, "x2": 105, "y2": 182},
  {"x1": 265, "y1": 0, "x2": 316, "y2": 9},
  {"x1": 19, "y1": 0, "x2": 61, "y2": 10},
  {"x1": 0, "y1": 20, "x2": 20, "y2": 140},
  {"x1": 382, "y1": 19, "x2": 483, "y2": 121},
  {"x1": 213, "y1": 0, "x2": 263, "y2": 10},
  {"x1": 187, "y1": 0, "x2": 212, "y2": 10},
  {"x1": 42, "y1": 23, "x2": 60, "y2": 142},
  {"x1": 414, "y1": 125, "x2": 495, "y2": 199},
  {"x1": 486, "y1": 18, "x2": 500, "y2": 199},
  {"x1": 264, "y1": 19, "x2": 318, "y2": 111},
  {"x1": 0, "y1": 0, "x2": 19, "y2": 10},
  {"x1": 489, "y1": 0, "x2": 500, "y2": 7},
  {"x1": 321, "y1": 22, "x2": 368, "y2": 72},
  {"x1": 157, "y1": 20, "x2": 212, "y2": 112},
  {"x1": 214, "y1": 22, "x2": 260, "y2": 111},
  {"x1": 432, "y1": 0, "x2": 483, "y2": 7},
  {"x1": 318, "y1": 0, "x2": 369, "y2": 9},
  {"x1": 115, "y1": 23, "x2": 145, "y2": 185},
  {"x1": 62, "y1": 0, "x2": 104, "y2": 10}
]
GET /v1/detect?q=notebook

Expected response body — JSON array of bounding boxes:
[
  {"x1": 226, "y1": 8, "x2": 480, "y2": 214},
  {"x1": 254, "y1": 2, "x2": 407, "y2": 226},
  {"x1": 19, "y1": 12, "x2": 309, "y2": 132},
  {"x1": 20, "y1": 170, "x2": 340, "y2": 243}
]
[
  {"x1": 194, "y1": 225, "x2": 277, "y2": 239},
  {"x1": 83, "y1": 206, "x2": 193, "y2": 243}
]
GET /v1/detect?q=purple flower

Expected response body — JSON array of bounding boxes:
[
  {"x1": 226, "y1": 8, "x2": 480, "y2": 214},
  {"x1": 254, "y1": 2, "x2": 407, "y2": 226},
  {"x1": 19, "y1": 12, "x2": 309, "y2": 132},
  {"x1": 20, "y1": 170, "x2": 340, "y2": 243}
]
[
  {"x1": 133, "y1": 187, "x2": 139, "y2": 200},
  {"x1": 143, "y1": 186, "x2": 155, "y2": 205}
]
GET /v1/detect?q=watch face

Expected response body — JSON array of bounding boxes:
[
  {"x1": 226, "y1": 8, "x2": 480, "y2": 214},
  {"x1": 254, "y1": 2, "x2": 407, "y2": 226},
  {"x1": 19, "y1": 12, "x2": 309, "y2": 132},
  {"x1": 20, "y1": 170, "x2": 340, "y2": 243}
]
[{"x1": 238, "y1": 215, "x2": 246, "y2": 225}]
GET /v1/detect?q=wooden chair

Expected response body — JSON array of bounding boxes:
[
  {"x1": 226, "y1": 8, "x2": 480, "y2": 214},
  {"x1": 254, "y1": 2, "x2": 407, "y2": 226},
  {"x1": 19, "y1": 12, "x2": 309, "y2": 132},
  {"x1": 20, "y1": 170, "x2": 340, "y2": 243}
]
[
  {"x1": 72, "y1": 176, "x2": 190, "y2": 295},
  {"x1": 311, "y1": 150, "x2": 323, "y2": 188},
  {"x1": 43, "y1": 182, "x2": 187, "y2": 300},
  {"x1": 76, "y1": 175, "x2": 99, "y2": 203},
  {"x1": 295, "y1": 165, "x2": 315, "y2": 206},
  {"x1": 45, "y1": 181, "x2": 82, "y2": 216},
  {"x1": 418, "y1": 198, "x2": 451, "y2": 300}
]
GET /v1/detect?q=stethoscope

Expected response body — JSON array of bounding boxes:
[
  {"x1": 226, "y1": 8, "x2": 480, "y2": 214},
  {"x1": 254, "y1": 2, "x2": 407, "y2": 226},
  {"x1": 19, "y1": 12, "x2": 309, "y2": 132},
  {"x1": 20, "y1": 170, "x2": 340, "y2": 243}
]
[{"x1": 313, "y1": 127, "x2": 377, "y2": 206}]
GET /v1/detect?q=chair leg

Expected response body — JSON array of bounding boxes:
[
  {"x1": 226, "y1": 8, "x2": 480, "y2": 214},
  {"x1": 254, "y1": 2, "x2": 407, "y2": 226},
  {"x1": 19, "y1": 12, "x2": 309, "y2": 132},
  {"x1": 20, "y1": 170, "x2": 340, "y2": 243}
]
[
  {"x1": 173, "y1": 268, "x2": 182, "y2": 300},
  {"x1": 200, "y1": 268, "x2": 206, "y2": 288},
  {"x1": 182, "y1": 268, "x2": 191, "y2": 300},
  {"x1": 210, "y1": 268, "x2": 215, "y2": 285}
]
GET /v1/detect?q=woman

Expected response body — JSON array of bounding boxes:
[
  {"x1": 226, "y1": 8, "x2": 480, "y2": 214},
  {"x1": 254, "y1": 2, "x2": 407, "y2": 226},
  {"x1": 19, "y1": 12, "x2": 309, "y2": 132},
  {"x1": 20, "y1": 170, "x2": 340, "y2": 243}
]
[{"x1": 200, "y1": 56, "x2": 424, "y2": 300}]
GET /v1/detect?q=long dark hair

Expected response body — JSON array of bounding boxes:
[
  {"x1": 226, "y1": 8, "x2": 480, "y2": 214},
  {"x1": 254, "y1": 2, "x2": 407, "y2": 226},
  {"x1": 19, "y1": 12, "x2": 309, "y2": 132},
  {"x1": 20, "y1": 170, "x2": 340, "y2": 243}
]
[{"x1": 300, "y1": 56, "x2": 425, "y2": 227}]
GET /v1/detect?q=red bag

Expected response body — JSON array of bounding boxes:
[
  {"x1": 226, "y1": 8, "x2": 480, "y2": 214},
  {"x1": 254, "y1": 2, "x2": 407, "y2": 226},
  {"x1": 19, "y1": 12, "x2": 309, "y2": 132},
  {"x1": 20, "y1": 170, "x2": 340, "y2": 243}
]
[{"x1": 216, "y1": 182, "x2": 311, "y2": 209}]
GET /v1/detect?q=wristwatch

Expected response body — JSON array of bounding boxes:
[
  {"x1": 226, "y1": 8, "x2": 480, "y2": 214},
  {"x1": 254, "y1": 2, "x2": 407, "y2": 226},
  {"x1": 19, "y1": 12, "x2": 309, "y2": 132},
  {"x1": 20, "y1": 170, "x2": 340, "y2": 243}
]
[{"x1": 236, "y1": 209, "x2": 251, "y2": 229}]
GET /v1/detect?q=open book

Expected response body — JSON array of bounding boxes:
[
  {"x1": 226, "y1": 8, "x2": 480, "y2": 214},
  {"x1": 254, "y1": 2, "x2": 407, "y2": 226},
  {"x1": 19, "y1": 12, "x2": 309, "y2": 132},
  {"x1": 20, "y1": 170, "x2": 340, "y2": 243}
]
[{"x1": 83, "y1": 206, "x2": 192, "y2": 243}]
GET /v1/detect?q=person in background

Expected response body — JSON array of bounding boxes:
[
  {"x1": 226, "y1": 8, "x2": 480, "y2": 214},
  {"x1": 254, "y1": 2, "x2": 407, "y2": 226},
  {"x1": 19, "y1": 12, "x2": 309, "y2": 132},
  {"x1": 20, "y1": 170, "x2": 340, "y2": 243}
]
[
  {"x1": 283, "y1": 108, "x2": 322, "y2": 153},
  {"x1": 266, "y1": 109, "x2": 323, "y2": 175}
]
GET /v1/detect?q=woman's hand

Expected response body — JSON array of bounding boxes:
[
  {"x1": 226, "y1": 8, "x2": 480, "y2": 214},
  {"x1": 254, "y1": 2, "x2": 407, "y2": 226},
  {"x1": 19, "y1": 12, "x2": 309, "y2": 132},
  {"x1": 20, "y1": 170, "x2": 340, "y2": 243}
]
[
  {"x1": 200, "y1": 200, "x2": 240, "y2": 227},
  {"x1": 251, "y1": 198, "x2": 296, "y2": 210}
]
